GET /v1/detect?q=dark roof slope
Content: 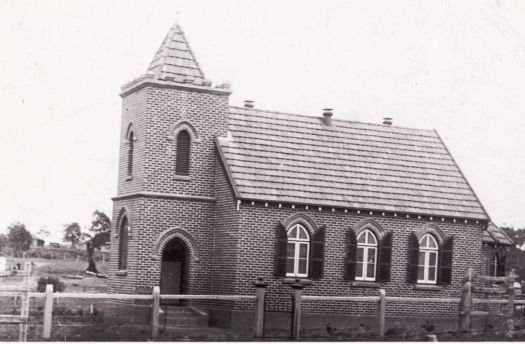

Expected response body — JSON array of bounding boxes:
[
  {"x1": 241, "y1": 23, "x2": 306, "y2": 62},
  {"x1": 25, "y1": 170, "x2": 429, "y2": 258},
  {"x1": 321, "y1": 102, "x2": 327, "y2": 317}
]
[
  {"x1": 482, "y1": 222, "x2": 514, "y2": 246},
  {"x1": 217, "y1": 107, "x2": 489, "y2": 220}
]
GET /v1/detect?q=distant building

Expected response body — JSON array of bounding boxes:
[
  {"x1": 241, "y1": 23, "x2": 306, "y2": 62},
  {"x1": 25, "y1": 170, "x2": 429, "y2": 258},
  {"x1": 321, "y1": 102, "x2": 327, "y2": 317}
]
[
  {"x1": 107, "y1": 22, "x2": 511, "y2": 328},
  {"x1": 31, "y1": 238, "x2": 45, "y2": 248},
  {"x1": 482, "y1": 222, "x2": 514, "y2": 277}
]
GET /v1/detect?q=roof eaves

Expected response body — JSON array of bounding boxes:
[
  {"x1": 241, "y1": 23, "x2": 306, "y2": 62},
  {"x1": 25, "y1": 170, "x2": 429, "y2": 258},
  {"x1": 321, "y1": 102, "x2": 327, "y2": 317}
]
[
  {"x1": 235, "y1": 196, "x2": 489, "y2": 222},
  {"x1": 433, "y1": 129, "x2": 491, "y2": 222},
  {"x1": 489, "y1": 224, "x2": 514, "y2": 246}
]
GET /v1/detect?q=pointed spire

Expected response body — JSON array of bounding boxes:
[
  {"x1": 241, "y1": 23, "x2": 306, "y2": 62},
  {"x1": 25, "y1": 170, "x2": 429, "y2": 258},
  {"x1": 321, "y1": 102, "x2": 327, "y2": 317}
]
[{"x1": 147, "y1": 22, "x2": 206, "y2": 84}]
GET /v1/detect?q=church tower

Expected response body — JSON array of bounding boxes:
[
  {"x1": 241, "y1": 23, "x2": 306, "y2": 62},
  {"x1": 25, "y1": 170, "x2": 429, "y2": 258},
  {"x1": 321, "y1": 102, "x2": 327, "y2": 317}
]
[{"x1": 108, "y1": 23, "x2": 231, "y2": 295}]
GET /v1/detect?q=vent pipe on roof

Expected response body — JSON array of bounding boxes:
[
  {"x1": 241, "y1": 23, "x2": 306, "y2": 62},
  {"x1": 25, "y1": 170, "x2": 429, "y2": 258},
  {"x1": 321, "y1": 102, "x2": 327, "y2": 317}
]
[
  {"x1": 244, "y1": 100, "x2": 254, "y2": 108},
  {"x1": 322, "y1": 108, "x2": 333, "y2": 126},
  {"x1": 382, "y1": 117, "x2": 393, "y2": 126}
]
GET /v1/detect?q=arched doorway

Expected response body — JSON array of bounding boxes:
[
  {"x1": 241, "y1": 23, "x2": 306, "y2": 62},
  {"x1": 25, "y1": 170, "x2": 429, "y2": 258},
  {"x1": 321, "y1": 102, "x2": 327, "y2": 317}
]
[{"x1": 160, "y1": 238, "x2": 188, "y2": 297}]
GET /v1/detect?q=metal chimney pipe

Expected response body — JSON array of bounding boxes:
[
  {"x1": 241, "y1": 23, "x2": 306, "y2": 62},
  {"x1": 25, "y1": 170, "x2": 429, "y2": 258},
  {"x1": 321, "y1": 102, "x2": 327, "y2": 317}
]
[{"x1": 322, "y1": 108, "x2": 333, "y2": 126}]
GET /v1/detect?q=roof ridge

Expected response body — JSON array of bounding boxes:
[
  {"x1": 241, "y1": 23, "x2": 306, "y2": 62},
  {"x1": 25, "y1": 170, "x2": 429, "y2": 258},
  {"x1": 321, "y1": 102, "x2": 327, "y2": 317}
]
[{"x1": 229, "y1": 106, "x2": 436, "y2": 135}]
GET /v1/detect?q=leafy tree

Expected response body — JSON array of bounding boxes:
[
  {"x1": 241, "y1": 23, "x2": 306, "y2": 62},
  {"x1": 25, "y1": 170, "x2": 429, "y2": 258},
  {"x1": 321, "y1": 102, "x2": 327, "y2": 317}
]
[
  {"x1": 500, "y1": 226, "x2": 525, "y2": 283},
  {"x1": 7, "y1": 222, "x2": 32, "y2": 256},
  {"x1": 63, "y1": 222, "x2": 81, "y2": 248},
  {"x1": 0, "y1": 234, "x2": 8, "y2": 252},
  {"x1": 81, "y1": 210, "x2": 111, "y2": 274}
]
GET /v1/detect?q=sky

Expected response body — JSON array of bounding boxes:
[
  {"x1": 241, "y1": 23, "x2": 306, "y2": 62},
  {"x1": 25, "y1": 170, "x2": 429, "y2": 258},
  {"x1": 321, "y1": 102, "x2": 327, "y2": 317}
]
[{"x1": 1, "y1": 0, "x2": 525, "y2": 242}]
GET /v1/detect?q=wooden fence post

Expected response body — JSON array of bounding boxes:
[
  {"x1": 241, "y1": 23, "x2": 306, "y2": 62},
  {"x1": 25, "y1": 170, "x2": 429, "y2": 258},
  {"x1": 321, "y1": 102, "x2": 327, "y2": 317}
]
[
  {"x1": 19, "y1": 286, "x2": 30, "y2": 341},
  {"x1": 151, "y1": 286, "x2": 160, "y2": 340},
  {"x1": 253, "y1": 278, "x2": 268, "y2": 338},
  {"x1": 290, "y1": 281, "x2": 305, "y2": 340},
  {"x1": 458, "y1": 268, "x2": 474, "y2": 334},
  {"x1": 43, "y1": 284, "x2": 54, "y2": 339},
  {"x1": 24, "y1": 262, "x2": 31, "y2": 275},
  {"x1": 378, "y1": 289, "x2": 386, "y2": 337},
  {"x1": 505, "y1": 269, "x2": 516, "y2": 338}
]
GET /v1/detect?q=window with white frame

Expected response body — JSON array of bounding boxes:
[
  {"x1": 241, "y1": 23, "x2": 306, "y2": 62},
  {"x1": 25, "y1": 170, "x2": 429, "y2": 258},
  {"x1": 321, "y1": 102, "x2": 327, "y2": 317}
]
[
  {"x1": 418, "y1": 234, "x2": 438, "y2": 284},
  {"x1": 355, "y1": 229, "x2": 377, "y2": 281},
  {"x1": 490, "y1": 252, "x2": 499, "y2": 277},
  {"x1": 286, "y1": 224, "x2": 310, "y2": 277}
]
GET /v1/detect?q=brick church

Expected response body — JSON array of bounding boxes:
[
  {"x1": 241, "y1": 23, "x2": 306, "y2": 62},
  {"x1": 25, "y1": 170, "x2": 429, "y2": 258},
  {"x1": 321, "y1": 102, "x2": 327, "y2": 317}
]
[{"x1": 108, "y1": 22, "x2": 513, "y2": 327}]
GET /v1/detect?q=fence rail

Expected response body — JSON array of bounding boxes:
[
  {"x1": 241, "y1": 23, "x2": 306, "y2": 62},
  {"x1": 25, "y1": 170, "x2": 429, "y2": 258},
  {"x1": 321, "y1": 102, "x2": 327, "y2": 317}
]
[
  {"x1": 458, "y1": 268, "x2": 519, "y2": 338},
  {"x1": 1, "y1": 271, "x2": 523, "y2": 341},
  {"x1": 302, "y1": 295, "x2": 380, "y2": 302},
  {"x1": 0, "y1": 281, "x2": 267, "y2": 342},
  {"x1": 386, "y1": 296, "x2": 460, "y2": 303},
  {"x1": 290, "y1": 270, "x2": 522, "y2": 340}
]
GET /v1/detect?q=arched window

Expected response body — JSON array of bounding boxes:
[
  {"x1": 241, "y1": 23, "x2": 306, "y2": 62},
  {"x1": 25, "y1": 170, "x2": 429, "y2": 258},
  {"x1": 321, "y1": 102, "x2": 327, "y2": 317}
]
[
  {"x1": 418, "y1": 234, "x2": 438, "y2": 284},
  {"x1": 286, "y1": 224, "x2": 310, "y2": 277},
  {"x1": 127, "y1": 131, "x2": 135, "y2": 177},
  {"x1": 490, "y1": 253, "x2": 499, "y2": 277},
  {"x1": 489, "y1": 252, "x2": 506, "y2": 277},
  {"x1": 176, "y1": 130, "x2": 191, "y2": 175},
  {"x1": 356, "y1": 229, "x2": 378, "y2": 281},
  {"x1": 118, "y1": 217, "x2": 130, "y2": 270}
]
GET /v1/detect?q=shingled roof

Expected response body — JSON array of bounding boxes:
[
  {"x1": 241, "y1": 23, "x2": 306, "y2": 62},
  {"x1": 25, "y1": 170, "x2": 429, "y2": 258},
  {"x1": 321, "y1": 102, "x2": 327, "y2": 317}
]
[
  {"x1": 216, "y1": 107, "x2": 490, "y2": 220},
  {"x1": 482, "y1": 222, "x2": 514, "y2": 246},
  {"x1": 147, "y1": 23, "x2": 205, "y2": 83}
]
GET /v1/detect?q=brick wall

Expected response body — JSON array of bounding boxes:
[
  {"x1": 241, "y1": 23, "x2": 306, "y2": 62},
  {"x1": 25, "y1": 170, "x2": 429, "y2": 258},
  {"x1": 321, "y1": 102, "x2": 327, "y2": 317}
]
[
  {"x1": 108, "y1": 82, "x2": 230, "y2": 295},
  {"x1": 116, "y1": 88, "x2": 148, "y2": 195},
  {"x1": 233, "y1": 202, "x2": 486, "y2": 317},
  {"x1": 210, "y1": 157, "x2": 241, "y2": 295},
  {"x1": 109, "y1": 77, "x2": 489, "y2": 321},
  {"x1": 143, "y1": 86, "x2": 229, "y2": 197}
]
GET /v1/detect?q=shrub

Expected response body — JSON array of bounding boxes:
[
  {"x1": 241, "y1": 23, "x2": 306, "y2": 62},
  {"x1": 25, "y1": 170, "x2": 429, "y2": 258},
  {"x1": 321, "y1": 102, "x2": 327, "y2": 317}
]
[{"x1": 37, "y1": 277, "x2": 65, "y2": 293}]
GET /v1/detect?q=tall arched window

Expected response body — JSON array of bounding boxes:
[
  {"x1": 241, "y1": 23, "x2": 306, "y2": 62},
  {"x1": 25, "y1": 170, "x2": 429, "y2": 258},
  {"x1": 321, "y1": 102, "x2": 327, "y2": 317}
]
[
  {"x1": 176, "y1": 130, "x2": 191, "y2": 175},
  {"x1": 356, "y1": 229, "x2": 378, "y2": 281},
  {"x1": 418, "y1": 234, "x2": 438, "y2": 284},
  {"x1": 127, "y1": 131, "x2": 135, "y2": 177},
  {"x1": 286, "y1": 224, "x2": 310, "y2": 277},
  {"x1": 489, "y1": 252, "x2": 506, "y2": 277},
  {"x1": 118, "y1": 217, "x2": 130, "y2": 270},
  {"x1": 490, "y1": 252, "x2": 499, "y2": 277}
]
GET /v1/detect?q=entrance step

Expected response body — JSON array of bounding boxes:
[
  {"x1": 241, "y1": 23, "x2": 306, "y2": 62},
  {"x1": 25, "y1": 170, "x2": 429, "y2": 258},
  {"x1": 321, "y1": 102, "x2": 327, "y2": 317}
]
[{"x1": 161, "y1": 306, "x2": 208, "y2": 329}]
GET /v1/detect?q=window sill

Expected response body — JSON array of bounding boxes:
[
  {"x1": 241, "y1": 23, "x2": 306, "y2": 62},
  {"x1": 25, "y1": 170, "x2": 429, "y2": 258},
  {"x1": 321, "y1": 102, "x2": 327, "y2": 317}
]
[
  {"x1": 414, "y1": 284, "x2": 442, "y2": 291},
  {"x1": 125, "y1": 175, "x2": 133, "y2": 181},
  {"x1": 115, "y1": 270, "x2": 128, "y2": 276},
  {"x1": 351, "y1": 281, "x2": 381, "y2": 288},
  {"x1": 174, "y1": 175, "x2": 191, "y2": 181},
  {"x1": 282, "y1": 278, "x2": 313, "y2": 286}
]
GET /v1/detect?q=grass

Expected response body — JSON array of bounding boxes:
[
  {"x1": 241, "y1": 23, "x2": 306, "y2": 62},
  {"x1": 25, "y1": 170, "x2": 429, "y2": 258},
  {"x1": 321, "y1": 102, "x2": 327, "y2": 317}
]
[{"x1": 1, "y1": 257, "x2": 108, "y2": 293}]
